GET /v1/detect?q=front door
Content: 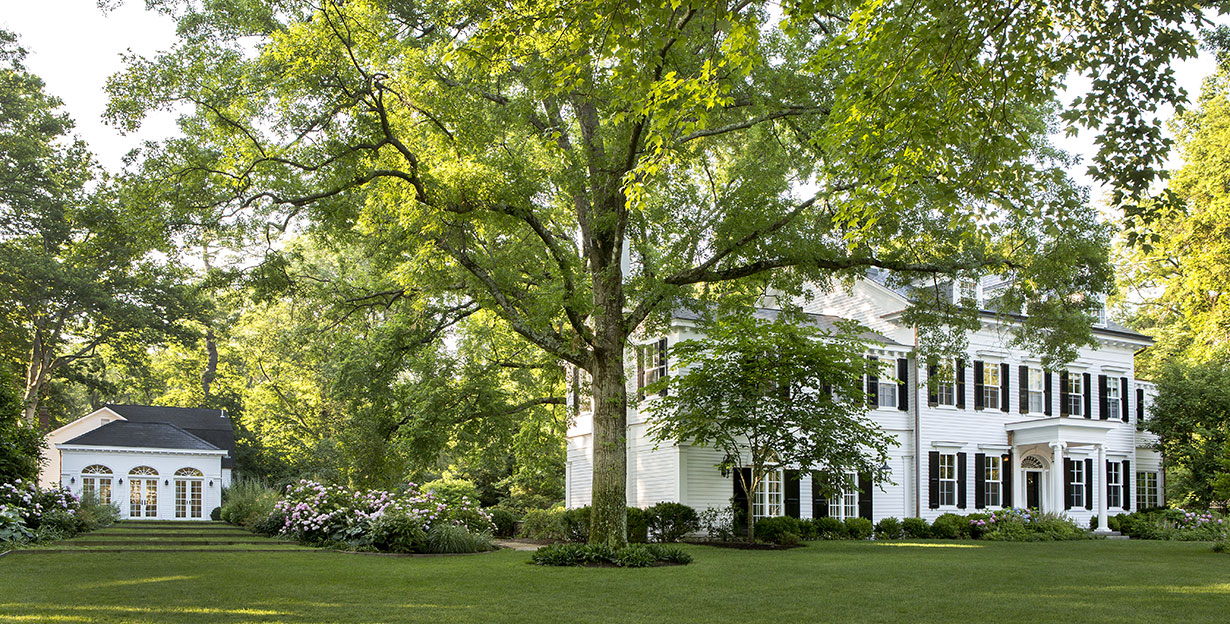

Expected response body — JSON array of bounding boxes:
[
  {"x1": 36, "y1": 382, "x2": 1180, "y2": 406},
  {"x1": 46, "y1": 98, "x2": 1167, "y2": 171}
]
[
  {"x1": 129, "y1": 478, "x2": 158, "y2": 517},
  {"x1": 175, "y1": 479, "x2": 203, "y2": 518},
  {"x1": 1025, "y1": 471, "x2": 1041, "y2": 510}
]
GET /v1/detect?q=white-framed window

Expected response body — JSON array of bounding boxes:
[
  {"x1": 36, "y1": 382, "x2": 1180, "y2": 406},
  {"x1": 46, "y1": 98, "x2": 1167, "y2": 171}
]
[
  {"x1": 1068, "y1": 460, "x2": 1086, "y2": 509},
  {"x1": 81, "y1": 464, "x2": 112, "y2": 506},
  {"x1": 938, "y1": 454, "x2": 957, "y2": 507},
  {"x1": 934, "y1": 361, "x2": 956, "y2": 406},
  {"x1": 1066, "y1": 374, "x2": 1083, "y2": 416},
  {"x1": 637, "y1": 339, "x2": 667, "y2": 394},
  {"x1": 1028, "y1": 367, "x2": 1045, "y2": 413},
  {"x1": 1107, "y1": 381, "x2": 1120, "y2": 421},
  {"x1": 982, "y1": 364, "x2": 1000, "y2": 409},
  {"x1": 174, "y1": 467, "x2": 204, "y2": 519},
  {"x1": 753, "y1": 469, "x2": 783, "y2": 519},
  {"x1": 828, "y1": 472, "x2": 860, "y2": 520},
  {"x1": 877, "y1": 381, "x2": 897, "y2": 408},
  {"x1": 984, "y1": 456, "x2": 1002, "y2": 508},
  {"x1": 1136, "y1": 471, "x2": 1160, "y2": 509},
  {"x1": 1095, "y1": 300, "x2": 1107, "y2": 327},
  {"x1": 1107, "y1": 462, "x2": 1122, "y2": 509}
]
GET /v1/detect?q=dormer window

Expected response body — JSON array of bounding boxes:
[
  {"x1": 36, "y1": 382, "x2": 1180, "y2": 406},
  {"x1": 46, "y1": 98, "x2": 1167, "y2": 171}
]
[{"x1": 1095, "y1": 301, "x2": 1107, "y2": 327}]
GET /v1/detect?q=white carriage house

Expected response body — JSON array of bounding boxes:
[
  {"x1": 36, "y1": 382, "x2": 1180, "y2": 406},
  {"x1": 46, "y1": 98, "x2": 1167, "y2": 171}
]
[
  {"x1": 42, "y1": 405, "x2": 235, "y2": 521},
  {"x1": 565, "y1": 271, "x2": 1165, "y2": 534}
]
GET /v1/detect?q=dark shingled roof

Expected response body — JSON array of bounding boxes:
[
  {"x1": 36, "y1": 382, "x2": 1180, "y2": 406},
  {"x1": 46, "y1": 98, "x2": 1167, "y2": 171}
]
[
  {"x1": 104, "y1": 405, "x2": 237, "y2": 468},
  {"x1": 62, "y1": 421, "x2": 223, "y2": 452},
  {"x1": 672, "y1": 307, "x2": 903, "y2": 347}
]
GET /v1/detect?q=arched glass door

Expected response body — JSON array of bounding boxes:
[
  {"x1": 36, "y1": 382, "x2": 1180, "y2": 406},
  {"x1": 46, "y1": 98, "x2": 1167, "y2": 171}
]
[
  {"x1": 81, "y1": 465, "x2": 113, "y2": 506},
  {"x1": 128, "y1": 466, "x2": 159, "y2": 517},
  {"x1": 174, "y1": 468, "x2": 204, "y2": 519}
]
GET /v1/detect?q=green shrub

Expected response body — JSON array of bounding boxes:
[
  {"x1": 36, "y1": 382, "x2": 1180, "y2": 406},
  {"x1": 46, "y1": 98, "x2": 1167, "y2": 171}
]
[
  {"x1": 1214, "y1": 539, "x2": 1228, "y2": 554},
  {"x1": 697, "y1": 506, "x2": 736, "y2": 541},
  {"x1": 902, "y1": 517, "x2": 930, "y2": 538},
  {"x1": 1112, "y1": 509, "x2": 1228, "y2": 541},
  {"x1": 251, "y1": 510, "x2": 287, "y2": 537},
  {"x1": 219, "y1": 478, "x2": 280, "y2": 529},
  {"x1": 562, "y1": 506, "x2": 590, "y2": 542},
  {"x1": 369, "y1": 509, "x2": 428, "y2": 553},
  {"x1": 978, "y1": 509, "x2": 1091, "y2": 542},
  {"x1": 75, "y1": 491, "x2": 119, "y2": 532},
  {"x1": 844, "y1": 517, "x2": 873, "y2": 540},
  {"x1": 755, "y1": 516, "x2": 804, "y2": 544},
  {"x1": 810, "y1": 516, "x2": 847, "y2": 540},
  {"x1": 874, "y1": 517, "x2": 903, "y2": 540},
  {"x1": 424, "y1": 523, "x2": 494, "y2": 554},
  {"x1": 487, "y1": 508, "x2": 518, "y2": 538},
  {"x1": 627, "y1": 507, "x2": 649, "y2": 543},
  {"x1": 520, "y1": 508, "x2": 568, "y2": 541},
  {"x1": 421, "y1": 476, "x2": 481, "y2": 506},
  {"x1": 531, "y1": 543, "x2": 692, "y2": 567},
  {"x1": 646, "y1": 502, "x2": 700, "y2": 543},
  {"x1": 210, "y1": 506, "x2": 222, "y2": 521},
  {"x1": 930, "y1": 513, "x2": 966, "y2": 539}
]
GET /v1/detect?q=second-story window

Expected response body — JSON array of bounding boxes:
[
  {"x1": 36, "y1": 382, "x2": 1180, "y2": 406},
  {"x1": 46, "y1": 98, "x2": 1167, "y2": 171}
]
[
  {"x1": 1107, "y1": 381, "x2": 1120, "y2": 421},
  {"x1": 878, "y1": 380, "x2": 897, "y2": 408},
  {"x1": 637, "y1": 339, "x2": 668, "y2": 397},
  {"x1": 982, "y1": 364, "x2": 1000, "y2": 410},
  {"x1": 1066, "y1": 374, "x2": 1083, "y2": 416},
  {"x1": 1028, "y1": 367, "x2": 1045, "y2": 413},
  {"x1": 935, "y1": 362, "x2": 956, "y2": 406}
]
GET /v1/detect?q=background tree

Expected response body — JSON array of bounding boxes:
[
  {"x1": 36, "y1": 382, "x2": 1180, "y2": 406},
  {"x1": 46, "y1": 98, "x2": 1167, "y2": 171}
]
[
  {"x1": 644, "y1": 313, "x2": 891, "y2": 541},
  {"x1": 1144, "y1": 358, "x2": 1230, "y2": 507},
  {"x1": 107, "y1": 0, "x2": 1205, "y2": 545}
]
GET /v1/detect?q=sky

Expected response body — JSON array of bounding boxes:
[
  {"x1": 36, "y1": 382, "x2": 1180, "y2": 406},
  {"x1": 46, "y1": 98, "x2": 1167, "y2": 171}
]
[{"x1": 0, "y1": 1, "x2": 1224, "y2": 191}]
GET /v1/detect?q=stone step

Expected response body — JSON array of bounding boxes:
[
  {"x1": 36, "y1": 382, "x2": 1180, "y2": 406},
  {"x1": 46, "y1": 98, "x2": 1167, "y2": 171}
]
[
  {"x1": 90, "y1": 531, "x2": 252, "y2": 538},
  {"x1": 65, "y1": 540, "x2": 298, "y2": 546}
]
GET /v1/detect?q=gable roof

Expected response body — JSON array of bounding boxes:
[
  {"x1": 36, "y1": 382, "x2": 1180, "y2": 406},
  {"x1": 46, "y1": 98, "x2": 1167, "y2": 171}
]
[
  {"x1": 103, "y1": 405, "x2": 237, "y2": 468},
  {"x1": 61, "y1": 421, "x2": 223, "y2": 452},
  {"x1": 672, "y1": 306, "x2": 903, "y2": 347}
]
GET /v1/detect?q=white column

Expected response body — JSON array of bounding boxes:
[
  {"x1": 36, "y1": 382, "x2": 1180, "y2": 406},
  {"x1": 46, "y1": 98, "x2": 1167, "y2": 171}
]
[
  {"x1": 1012, "y1": 450, "x2": 1023, "y2": 509},
  {"x1": 1095, "y1": 444, "x2": 1110, "y2": 533},
  {"x1": 1050, "y1": 442, "x2": 1065, "y2": 514}
]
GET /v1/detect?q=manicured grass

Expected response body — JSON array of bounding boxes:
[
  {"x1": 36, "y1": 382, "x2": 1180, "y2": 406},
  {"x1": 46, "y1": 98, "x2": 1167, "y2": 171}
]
[{"x1": 1, "y1": 540, "x2": 1227, "y2": 623}]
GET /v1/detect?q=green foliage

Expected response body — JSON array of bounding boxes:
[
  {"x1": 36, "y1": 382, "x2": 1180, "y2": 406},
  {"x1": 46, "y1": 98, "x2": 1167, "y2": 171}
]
[
  {"x1": 520, "y1": 509, "x2": 568, "y2": 542},
  {"x1": 0, "y1": 381, "x2": 40, "y2": 483},
  {"x1": 219, "y1": 479, "x2": 281, "y2": 530},
  {"x1": 487, "y1": 508, "x2": 518, "y2": 539},
  {"x1": 929, "y1": 514, "x2": 967, "y2": 539},
  {"x1": 754, "y1": 516, "x2": 805, "y2": 545},
  {"x1": 626, "y1": 507, "x2": 649, "y2": 544},
  {"x1": 424, "y1": 523, "x2": 495, "y2": 554},
  {"x1": 646, "y1": 502, "x2": 699, "y2": 543},
  {"x1": 844, "y1": 518, "x2": 874, "y2": 540},
  {"x1": 902, "y1": 517, "x2": 931, "y2": 539},
  {"x1": 422, "y1": 477, "x2": 482, "y2": 506},
  {"x1": 874, "y1": 517, "x2": 904, "y2": 540},
  {"x1": 1143, "y1": 360, "x2": 1230, "y2": 507},
  {"x1": 369, "y1": 509, "x2": 428, "y2": 554},
  {"x1": 809, "y1": 517, "x2": 848, "y2": 540},
  {"x1": 250, "y1": 511, "x2": 286, "y2": 538},
  {"x1": 1114, "y1": 509, "x2": 1230, "y2": 541},
  {"x1": 697, "y1": 506, "x2": 736, "y2": 542},
  {"x1": 562, "y1": 506, "x2": 591, "y2": 543},
  {"x1": 531, "y1": 543, "x2": 692, "y2": 568},
  {"x1": 1214, "y1": 539, "x2": 1228, "y2": 554}
]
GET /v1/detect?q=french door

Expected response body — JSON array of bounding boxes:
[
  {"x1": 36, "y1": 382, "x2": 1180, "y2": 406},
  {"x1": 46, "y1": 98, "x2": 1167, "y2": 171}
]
[
  {"x1": 175, "y1": 479, "x2": 203, "y2": 518},
  {"x1": 129, "y1": 478, "x2": 159, "y2": 517}
]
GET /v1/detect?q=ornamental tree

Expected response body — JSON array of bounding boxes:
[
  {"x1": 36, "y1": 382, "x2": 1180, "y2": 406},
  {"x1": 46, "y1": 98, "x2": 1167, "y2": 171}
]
[
  {"x1": 643, "y1": 313, "x2": 891, "y2": 541},
  {"x1": 107, "y1": 0, "x2": 1205, "y2": 546}
]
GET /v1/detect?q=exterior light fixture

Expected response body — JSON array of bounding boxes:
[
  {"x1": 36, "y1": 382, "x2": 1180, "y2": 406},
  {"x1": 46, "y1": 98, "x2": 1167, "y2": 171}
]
[
  {"x1": 70, "y1": 477, "x2": 75, "y2": 484},
  {"x1": 164, "y1": 479, "x2": 170, "y2": 486},
  {"x1": 118, "y1": 478, "x2": 124, "y2": 485},
  {"x1": 209, "y1": 480, "x2": 214, "y2": 487},
  {"x1": 881, "y1": 461, "x2": 892, "y2": 473}
]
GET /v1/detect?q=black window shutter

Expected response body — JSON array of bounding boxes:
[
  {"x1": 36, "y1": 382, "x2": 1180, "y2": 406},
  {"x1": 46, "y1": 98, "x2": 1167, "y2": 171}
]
[
  {"x1": 1045, "y1": 371, "x2": 1053, "y2": 416},
  {"x1": 1064, "y1": 458, "x2": 1074, "y2": 509},
  {"x1": 858, "y1": 472, "x2": 873, "y2": 520},
  {"x1": 1001, "y1": 453, "x2": 1013, "y2": 507},
  {"x1": 1120, "y1": 378, "x2": 1129, "y2": 422},
  {"x1": 974, "y1": 453, "x2": 986, "y2": 509},
  {"x1": 1136, "y1": 388, "x2": 1144, "y2": 422},
  {"x1": 1083, "y1": 373, "x2": 1092, "y2": 419},
  {"x1": 1122, "y1": 460, "x2": 1131, "y2": 511},
  {"x1": 1018, "y1": 366, "x2": 1029, "y2": 414},
  {"x1": 897, "y1": 358, "x2": 909, "y2": 412},
  {"x1": 636, "y1": 346, "x2": 645, "y2": 401},
  {"x1": 658, "y1": 339, "x2": 669, "y2": 396},
  {"x1": 927, "y1": 363, "x2": 938, "y2": 407},
  {"x1": 973, "y1": 361, "x2": 985, "y2": 410},
  {"x1": 1060, "y1": 371, "x2": 1070, "y2": 416},
  {"x1": 1105, "y1": 460, "x2": 1113, "y2": 508},
  {"x1": 1084, "y1": 458, "x2": 1093, "y2": 510},
  {"x1": 734, "y1": 467, "x2": 752, "y2": 535},
  {"x1": 957, "y1": 452, "x2": 968, "y2": 509},
  {"x1": 1000, "y1": 363, "x2": 1010, "y2": 413},
  {"x1": 1098, "y1": 374, "x2": 1108, "y2": 420},
  {"x1": 956, "y1": 359, "x2": 966, "y2": 409},
  {"x1": 928, "y1": 452, "x2": 940, "y2": 509},
  {"x1": 811, "y1": 472, "x2": 829, "y2": 518},
  {"x1": 867, "y1": 357, "x2": 879, "y2": 408},
  {"x1": 785, "y1": 470, "x2": 800, "y2": 518}
]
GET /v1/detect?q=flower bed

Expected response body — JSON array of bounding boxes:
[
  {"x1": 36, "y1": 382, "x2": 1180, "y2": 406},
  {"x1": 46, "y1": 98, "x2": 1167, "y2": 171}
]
[
  {"x1": 1111, "y1": 508, "x2": 1229, "y2": 541},
  {"x1": 0, "y1": 479, "x2": 117, "y2": 546},
  {"x1": 531, "y1": 543, "x2": 692, "y2": 567}
]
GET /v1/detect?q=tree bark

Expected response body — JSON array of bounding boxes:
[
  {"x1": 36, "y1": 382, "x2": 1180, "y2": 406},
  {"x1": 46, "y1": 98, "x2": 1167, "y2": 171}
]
[
  {"x1": 587, "y1": 234, "x2": 629, "y2": 547},
  {"x1": 202, "y1": 326, "x2": 219, "y2": 398}
]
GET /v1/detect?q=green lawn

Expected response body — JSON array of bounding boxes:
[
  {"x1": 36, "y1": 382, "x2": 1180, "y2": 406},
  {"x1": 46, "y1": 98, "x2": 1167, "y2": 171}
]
[{"x1": 1, "y1": 540, "x2": 1228, "y2": 623}]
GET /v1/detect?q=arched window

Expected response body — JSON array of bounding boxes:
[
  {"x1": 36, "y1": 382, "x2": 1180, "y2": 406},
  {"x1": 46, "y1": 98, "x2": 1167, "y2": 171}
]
[
  {"x1": 128, "y1": 466, "x2": 159, "y2": 518},
  {"x1": 80, "y1": 465, "x2": 113, "y2": 506},
  {"x1": 129, "y1": 466, "x2": 158, "y2": 476},
  {"x1": 174, "y1": 468, "x2": 204, "y2": 518}
]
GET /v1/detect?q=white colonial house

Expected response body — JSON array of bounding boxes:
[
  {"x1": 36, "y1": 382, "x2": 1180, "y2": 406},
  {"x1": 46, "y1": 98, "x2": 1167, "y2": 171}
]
[
  {"x1": 39, "y1": 405, "x2": 236, "y2": 521},
  {"x1": 565, "y1": 271, "x2": 1164, "y2": 533}
]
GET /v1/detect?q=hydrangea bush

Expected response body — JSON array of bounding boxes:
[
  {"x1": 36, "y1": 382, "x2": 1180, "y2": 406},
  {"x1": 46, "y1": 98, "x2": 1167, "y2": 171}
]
[
  {"x1": 273, "y1": 479, "x2": 494, "y2": 553},
  {"x1": 0, "y1": 479, "x2": 116, "y2": 546},
  {"x1": 1112, "y1": 508, "x2": 1229, "y2": 541}
]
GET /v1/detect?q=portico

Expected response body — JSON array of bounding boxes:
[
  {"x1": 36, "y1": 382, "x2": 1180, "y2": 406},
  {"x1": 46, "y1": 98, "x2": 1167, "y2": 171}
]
[{"x1": 1005, "y1": 417, "x2": 1117, "y2": 532}]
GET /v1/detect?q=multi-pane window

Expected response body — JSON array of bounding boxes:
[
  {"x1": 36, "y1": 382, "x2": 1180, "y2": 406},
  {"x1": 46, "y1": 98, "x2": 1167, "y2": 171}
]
[
  {"x1": 1068, "y1": 461, "x2": 1086, "y2": 509},
  {"x1": 938, "y1": 454, "x2": 957, "y2": 507},
  {"x1": 984, "y1": 456, "x2": 1002, "y2": 508},
  {"x1": 828, "y1": 472, "x2": 859, "y2": 520},
  {"x1": 639, "y1": 341, "x2": 667, "y2": 388},
  {"x1": 935, "y1": 362, "x2": 956, "y2": 406},
  {"x1": 1028, "y1": 368, "x2": 1045, "y2": 413},
  {"x1": 878, "y1": 381, "x2": 897, "y2": 408},
  {"x1": 1107, "y1": 462, "x2": 1122, "y2": 509},
  {"x1": 982, "y1": 364, "x2": 1000, "y2": 409},
  {"x1": 753, "y1": 469, "x2": 783, "y2": 519},
  {"x1": 1066, "y1": 374, "x2": 1083, "y2": 416},
  {"x1": 1136, "y1": 471, "x2": 1160, "y2": 509},
  {"x1": 1107, "y1": 382, "x2": 1120, "y2": 421},
  {"x1": 80, "y1": 464, "x2": 112, "y2": 506},
  {"x1": 175, "y1": 467, "x2": 204, "y2": 519}
]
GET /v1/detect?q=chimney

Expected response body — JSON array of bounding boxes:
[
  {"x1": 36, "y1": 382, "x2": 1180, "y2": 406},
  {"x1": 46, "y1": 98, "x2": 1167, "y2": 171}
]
[
  {"x1": 37, "y1": 406, "x2": 50, "y2": 430},
  {"x1": 220, "y1": 408, "x2": 226, "y2": 419}
]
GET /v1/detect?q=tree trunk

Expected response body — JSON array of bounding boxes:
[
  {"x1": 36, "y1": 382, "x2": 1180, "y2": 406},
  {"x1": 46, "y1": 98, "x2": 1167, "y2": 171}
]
[
  {"x1": 22, "y1": 339, "x2": 48, "y2": 424},
  {"x1": 202, "y1": 326, "x2": 218, "y2": 398},
  {"x1": 588, "y1": 251, "x2": 629, "y2": 547}
]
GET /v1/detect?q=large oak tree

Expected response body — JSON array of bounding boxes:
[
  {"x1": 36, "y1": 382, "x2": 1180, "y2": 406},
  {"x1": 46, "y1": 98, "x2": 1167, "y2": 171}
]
[{"x1": 108, "y1": 0, "x2": 1206, "y2": 545}]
